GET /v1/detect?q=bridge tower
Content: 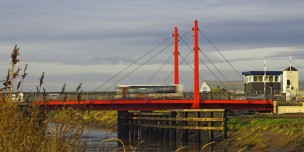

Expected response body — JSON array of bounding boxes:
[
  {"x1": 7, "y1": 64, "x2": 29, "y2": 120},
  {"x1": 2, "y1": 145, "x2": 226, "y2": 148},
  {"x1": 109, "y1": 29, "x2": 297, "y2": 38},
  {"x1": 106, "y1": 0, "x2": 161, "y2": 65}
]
[
  {"x1": 192, "y1": 20, "x2": 200, "y2": 109},
  {"x1": 173, "y1": 26, "x2": 179, "y2": 85}
]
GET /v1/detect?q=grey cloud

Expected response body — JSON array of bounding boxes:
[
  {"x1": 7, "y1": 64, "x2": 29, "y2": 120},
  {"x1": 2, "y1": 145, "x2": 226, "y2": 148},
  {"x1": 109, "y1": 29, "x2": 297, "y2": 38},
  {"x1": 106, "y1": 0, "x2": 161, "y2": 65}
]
[
  {"x1": 101, "y1": 56, "x2": 134, "y2": 65},
  {"x1": 1, "y1": 0, "x2": 304, "y2": 91},
  {"x1": 269, "y1": 50, "x2": 304, "y2": 60}
]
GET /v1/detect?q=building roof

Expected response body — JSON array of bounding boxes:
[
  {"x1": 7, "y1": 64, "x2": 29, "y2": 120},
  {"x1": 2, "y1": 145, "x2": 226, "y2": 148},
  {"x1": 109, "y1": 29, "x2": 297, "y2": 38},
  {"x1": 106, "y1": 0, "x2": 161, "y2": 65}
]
[
  {"x1": 203, "y1": 80, "x2": 244, "y2": 91},
  {"x1": 242, "y1": 71, "x2": 283, "y2": 76},
  {"x1": 283, "y1": 66, "x2": 298, "y2": 71}
]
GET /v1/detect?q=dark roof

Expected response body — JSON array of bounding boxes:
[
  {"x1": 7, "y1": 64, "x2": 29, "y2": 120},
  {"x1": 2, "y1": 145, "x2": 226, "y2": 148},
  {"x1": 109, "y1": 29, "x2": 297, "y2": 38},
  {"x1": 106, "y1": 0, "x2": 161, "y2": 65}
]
[
  {"x1": 283, "y1": 66, "x2": 298, "y2": 71},
  {"x1": 242, "y1": 71, "x2": 283, "y2": 76}
]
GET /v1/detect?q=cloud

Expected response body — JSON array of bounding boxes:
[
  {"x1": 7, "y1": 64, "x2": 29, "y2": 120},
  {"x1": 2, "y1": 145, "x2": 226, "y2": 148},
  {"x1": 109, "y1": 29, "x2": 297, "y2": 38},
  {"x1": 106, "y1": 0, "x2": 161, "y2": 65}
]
[
  {"x1": 101, "y1": 56, "x2": 134, "y2": 65},
  {"x1": 1, "y1": 0, "x2": 304, "y2": 91},
  {"x1": 269, "y1": 49, "x2": 304, "y2": 60}
]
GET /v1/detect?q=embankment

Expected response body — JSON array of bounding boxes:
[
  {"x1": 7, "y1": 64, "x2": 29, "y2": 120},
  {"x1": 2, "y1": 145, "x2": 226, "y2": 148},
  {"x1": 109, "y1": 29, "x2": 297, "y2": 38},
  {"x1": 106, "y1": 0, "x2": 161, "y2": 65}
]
[
  {"x1": 83, "y1": 111, "x2": 118, "y2": 131},
  {"x1": 217, "y1": 114, "x2": 304, "y2": 151}
]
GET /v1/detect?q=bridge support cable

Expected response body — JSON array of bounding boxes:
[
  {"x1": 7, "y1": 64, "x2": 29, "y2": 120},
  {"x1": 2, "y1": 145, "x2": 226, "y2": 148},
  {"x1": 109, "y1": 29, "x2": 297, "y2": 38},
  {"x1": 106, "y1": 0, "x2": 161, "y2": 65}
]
[
  {"x1": 199, "y1": 30, "x2": 258, "y2": 93},
  {"x1": 179, "y1": 35, "x2": 229, "y2": 89},
  {"x1": 199, "y1": 30, "x2": 243, "y2": 79},
  {"x1": 178, "y1": 53, "x2": 205, "y2": 81},
  {"x1": 145, "y1": 55, "x2": 173, "y2": 84},
  {"x1": 199, "y1": 49, "x2": 237, "y2": 90},
  {"x1": 103, "y1": 42, "x2": 174, "y2": 92},
  {"x1": 159, "y1": 30, "x2": 194, "y2": 84},
  {"x1": 161, "y1": 50, "x2": 205, "y2": 85},
  {"x1": 161, "y1": 37, "x2": 207, "y2": 85},
  {"x1": 93, "y1": 36, "x2": 172, "y2": 92},
  {"x1": 199, "y1": 57, "x2": 228, "y2": 89}
]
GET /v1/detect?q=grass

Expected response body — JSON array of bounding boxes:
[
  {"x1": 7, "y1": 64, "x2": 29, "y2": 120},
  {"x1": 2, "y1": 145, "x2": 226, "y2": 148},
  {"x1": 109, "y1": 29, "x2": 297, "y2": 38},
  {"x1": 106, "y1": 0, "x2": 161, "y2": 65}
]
[
  {"x1": 83, "y1": 111, "x2": 117, "y2": 130},
  {"x1": 227, "y1": 115, "x2": 304, "y2": 151},
  {"x1": 229, "y1": 116, "x2": 304, "y2": 136}
]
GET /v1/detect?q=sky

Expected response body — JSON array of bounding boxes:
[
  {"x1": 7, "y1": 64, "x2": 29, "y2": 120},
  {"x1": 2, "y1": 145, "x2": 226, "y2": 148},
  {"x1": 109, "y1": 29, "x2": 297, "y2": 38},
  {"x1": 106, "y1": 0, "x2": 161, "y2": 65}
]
[{"x1": 0, "y1": 0, "x2": 303, "y2": 92}]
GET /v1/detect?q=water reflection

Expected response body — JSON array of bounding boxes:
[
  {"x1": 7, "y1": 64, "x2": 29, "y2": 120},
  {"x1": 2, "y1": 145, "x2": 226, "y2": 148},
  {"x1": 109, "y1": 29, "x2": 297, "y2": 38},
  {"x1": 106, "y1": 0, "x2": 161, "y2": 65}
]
[
  {"x1": 81, "y1": 128, "x2": 231, "y2": 152},
  {"x1": 82, "y1": 127, "x2": 117, "y2": 151}
]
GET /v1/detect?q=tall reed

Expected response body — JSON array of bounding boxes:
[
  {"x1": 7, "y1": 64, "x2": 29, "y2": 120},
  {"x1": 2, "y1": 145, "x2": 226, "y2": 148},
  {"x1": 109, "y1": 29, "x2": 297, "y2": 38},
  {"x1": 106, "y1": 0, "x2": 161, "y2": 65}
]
[{"x1": 0, "y1": 46, "x2": 86, "y2": 152}]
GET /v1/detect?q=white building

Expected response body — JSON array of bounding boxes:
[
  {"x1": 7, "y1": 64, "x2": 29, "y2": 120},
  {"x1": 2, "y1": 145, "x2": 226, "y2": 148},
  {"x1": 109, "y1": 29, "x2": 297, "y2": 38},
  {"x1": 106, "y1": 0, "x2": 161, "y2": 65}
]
[
  {"x1": 282, "y1": 66, "x2": 299, "y2": 100},
  {"x1": 200, "y1": 81, "x2": 211, "y2": 93}
]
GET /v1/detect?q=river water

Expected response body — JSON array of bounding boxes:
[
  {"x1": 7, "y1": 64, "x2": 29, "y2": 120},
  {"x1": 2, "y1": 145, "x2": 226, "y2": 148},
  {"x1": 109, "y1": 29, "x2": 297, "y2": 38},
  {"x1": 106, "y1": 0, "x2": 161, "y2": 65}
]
[
  {"x1": 81, "y1": 127, "x2": 117, "y2": 151},
  {"x1": 81, "y1": 128, "x2": 232, "y2": 152},
  {"x1": 81, "y1": 128, "x2": 175, "y2": 151}
]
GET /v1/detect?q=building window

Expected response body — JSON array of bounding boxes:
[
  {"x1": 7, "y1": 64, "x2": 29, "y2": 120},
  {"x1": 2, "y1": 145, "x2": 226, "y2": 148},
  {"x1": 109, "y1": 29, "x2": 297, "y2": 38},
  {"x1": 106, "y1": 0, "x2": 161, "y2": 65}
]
[
  {"x1": 269, "y1": 76, "x2": 273, "y2": 82},
  {"x1": 264, "y1": 76, "x2": 268, "y2": 82},
  {"x1": 274, "y1": 76, "x2": 279, "y2": 82},
  {"x1": 203, "y1": 87, "x2": 207, "y2": 93},
  {"x1": 245, "y1": 76, "x2": 253, "y2": 83},
  {"x1": 257, "y1": 76, "x2": 263, "y2": 82},
  {"x1": 253, "y1": 76, "x2": 257, "y2": 82}
]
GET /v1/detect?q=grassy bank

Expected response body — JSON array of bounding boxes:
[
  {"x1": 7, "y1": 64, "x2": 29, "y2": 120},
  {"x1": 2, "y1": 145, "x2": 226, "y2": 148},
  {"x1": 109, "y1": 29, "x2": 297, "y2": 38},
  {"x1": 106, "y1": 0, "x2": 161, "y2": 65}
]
[
  {"x1": 220, "y1": 114, "x2": 304, "y2": 151},
  {"x1": 52, "y1": 110, "x2": 117, "y2": 130},
  {"x1": 82, "y1": 110, "x2": 117, "y2": 131}
]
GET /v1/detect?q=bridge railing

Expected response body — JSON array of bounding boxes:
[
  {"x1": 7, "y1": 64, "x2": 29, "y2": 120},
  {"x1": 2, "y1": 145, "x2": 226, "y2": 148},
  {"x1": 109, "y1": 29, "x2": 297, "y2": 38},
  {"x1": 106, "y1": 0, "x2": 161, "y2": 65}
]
[
  {"x1": 22, "y1": 92, "x2": 117, "y2": 102},
  {"x1": 13, "y1": 91, "x2": 271, "y2": 102}
]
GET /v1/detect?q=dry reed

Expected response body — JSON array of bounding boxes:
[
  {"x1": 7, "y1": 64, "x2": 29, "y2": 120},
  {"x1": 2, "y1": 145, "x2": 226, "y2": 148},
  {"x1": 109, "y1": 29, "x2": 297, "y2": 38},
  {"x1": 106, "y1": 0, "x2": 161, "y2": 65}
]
[{"x1": 0, "y1": 46, "x2": 86, "y2": 152}]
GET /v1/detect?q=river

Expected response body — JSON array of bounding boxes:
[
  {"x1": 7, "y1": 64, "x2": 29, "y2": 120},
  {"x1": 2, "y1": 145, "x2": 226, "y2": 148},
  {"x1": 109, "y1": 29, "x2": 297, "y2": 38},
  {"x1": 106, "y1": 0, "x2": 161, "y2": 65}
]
[
  {"x1": 81, "y1": 127, "x2": 117, "y2": 151},
  {"x1": 80, "y1": 128, "x2": 230, "y2": 152}
]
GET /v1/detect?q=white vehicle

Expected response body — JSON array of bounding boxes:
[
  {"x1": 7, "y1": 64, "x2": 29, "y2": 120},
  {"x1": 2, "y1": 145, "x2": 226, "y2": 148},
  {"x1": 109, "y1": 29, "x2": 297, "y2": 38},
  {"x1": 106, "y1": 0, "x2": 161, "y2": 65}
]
[{"x1": 115, "y1": 84, "x2": 183, "y2": 100}]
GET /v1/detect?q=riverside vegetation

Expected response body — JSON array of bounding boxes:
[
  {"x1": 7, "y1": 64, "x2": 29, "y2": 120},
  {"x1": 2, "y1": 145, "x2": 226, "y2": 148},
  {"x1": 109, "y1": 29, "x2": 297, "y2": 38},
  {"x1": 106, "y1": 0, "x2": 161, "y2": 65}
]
[
  {"x1": 217, "y1": 114, "x2": 304, "y2": 151},
  {"x1": 0, "y1": 46, "x2": 86, "y2": 151},
  {"x1": 0, "y1": 46, "x2": 115, "y2": 151}
]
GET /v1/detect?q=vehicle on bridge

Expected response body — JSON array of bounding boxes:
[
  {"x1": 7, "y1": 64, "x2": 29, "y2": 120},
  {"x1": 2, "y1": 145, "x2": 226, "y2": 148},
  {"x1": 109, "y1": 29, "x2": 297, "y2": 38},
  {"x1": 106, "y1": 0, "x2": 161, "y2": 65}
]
[{"x1": 115, "y1": 84, "x2": 183, "y2": 100}]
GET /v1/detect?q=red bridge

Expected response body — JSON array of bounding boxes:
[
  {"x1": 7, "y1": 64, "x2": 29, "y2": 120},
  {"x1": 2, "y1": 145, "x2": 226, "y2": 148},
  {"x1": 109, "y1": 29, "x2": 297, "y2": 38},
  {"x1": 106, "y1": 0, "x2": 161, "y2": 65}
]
[{"x1": 34, "y1": 20, "x2": 273, "y2": 112}]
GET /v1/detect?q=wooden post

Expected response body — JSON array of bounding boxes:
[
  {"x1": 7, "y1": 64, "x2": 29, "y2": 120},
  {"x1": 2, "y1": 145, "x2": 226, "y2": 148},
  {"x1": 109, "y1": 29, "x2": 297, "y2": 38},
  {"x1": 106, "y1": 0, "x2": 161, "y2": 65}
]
[
  {"x1": 117, "y1": 111, "x2": 130, "y2": 147},
  {"x1": 208, "y1": 112, "x2": 214, "y2": 152},
  {"x1": 182, "y1": 112, "x2": 188, "y2": 146},
  {"x1": 170, "y1": 112, "x2": 177, "y2": 150},
  {"x1": 196, "y1": 112, "x2": 202, "y2": 151},
  {"x1": 222, "y1": 110, "x2": 227, "y2": 139}
]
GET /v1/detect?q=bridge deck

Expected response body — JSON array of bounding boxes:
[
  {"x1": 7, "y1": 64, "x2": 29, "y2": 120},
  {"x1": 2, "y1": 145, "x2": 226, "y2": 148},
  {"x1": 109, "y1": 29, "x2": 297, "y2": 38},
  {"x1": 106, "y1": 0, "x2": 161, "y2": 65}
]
[{"x1": 34, "y1": 99, "x2": 273, "y2": 111}]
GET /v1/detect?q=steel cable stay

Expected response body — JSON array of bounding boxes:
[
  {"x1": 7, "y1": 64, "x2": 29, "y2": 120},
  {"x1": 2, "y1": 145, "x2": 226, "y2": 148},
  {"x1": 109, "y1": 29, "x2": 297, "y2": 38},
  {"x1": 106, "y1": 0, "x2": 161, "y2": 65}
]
[
  {"x1": 161, "y1": 51, "x2": 191, "y2": 84},
  {"x1": 161, "y1": 48, "x2": 205, "y2": 85},
  {"x1": 179, "y1": 36, "x2": 228, "y2": 89},
  {"x1": 180, "y1": 52, "x2": 205, "y2": 82},
  {"x1": 179, "y1": 30, "x2": 192, "y2": 39},
  {"x1": 199, "y1": 48, "x2": 237, "y2": 90},
  {"x1": 93, "y1": 36, "x2": 172, "y2": 91},
  {"x1": 199, "y1": 30, "x2": 259, "y2": 93},
  {"x1": 103, "y1": 42, "x2": 174, "y2": 92},
  {"x1": 145, "y1": 55, "x2": 173, "y2": 84},
  {"x1": 160, "y1": 30, "x2": 195, "y2": 84},
  {"x1": 199, "y1": 30, "x2": 244, "y2": 79},
  {"x1": 159, "y1": 30, "x2": 193, "y2": 84},
  {"x1": 199, "y1": 57, "x2": 228, "y2": 89},
  {"x1": 94, "y1": 30, "x2": 192, "y2": 92}
]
